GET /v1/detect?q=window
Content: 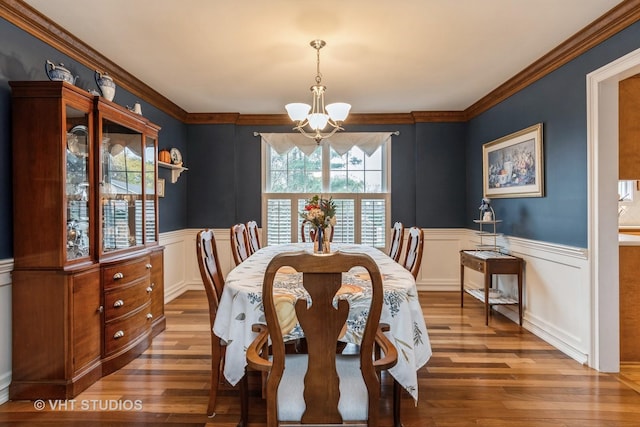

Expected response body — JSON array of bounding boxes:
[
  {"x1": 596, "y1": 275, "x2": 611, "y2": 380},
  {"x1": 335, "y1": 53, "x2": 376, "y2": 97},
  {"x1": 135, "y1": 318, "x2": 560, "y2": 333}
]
[
  {"x1": 619, "y1": 180, "x2": 635, "y2": 217},
  {"x1": 262, "y1": 133, "x2": 391, "y2": 248},
  {"x1": 619, "y1": 180, "x2": 634, "y2": 202}
]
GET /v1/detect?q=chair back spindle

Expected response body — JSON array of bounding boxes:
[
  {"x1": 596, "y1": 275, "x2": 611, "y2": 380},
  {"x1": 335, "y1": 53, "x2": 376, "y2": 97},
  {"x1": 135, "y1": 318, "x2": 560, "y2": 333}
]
[
  {"x1": 230, "y1": 223, "x2": 250, "y2": 265},
  {"x1": 246, "y1": 220, "x2": 261, "y2": 255},
  {"x1": 403, "y1": 226, "x2": 424, "y2": 279},
  {"x1": 388, "y1": 221, "x2": 404, "y2": 262}
]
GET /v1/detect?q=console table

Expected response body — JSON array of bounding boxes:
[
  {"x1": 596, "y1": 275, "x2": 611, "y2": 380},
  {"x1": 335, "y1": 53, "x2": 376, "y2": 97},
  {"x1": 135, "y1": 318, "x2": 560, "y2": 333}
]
[{"x1": 460, "y1": 250, "x2": 524, "y2": 326}]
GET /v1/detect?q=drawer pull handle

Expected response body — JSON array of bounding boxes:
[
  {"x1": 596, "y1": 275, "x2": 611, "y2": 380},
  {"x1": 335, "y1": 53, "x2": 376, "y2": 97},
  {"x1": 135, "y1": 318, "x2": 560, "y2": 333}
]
[
  {"x1": 113, "y1": 299, "x2": 124, "y2": 308},
  {"x1": 146, "y1": 313, "x2": 153, "y2": 320},
  {"x1": 97, "y1": 305, "x2": 104, "y2": 313},
  {"x1": 146, "y1": 263, "x2": 152, "y2": 269},
  {"x1": 150, "y1": 282, "x2": 155, "y2": 289},
  {"x1": 113, "y1": 272, "x2": 124, "y2": 280},
  {"x1": 113, "y1": 330, "x2": 125, "y2": 339},
  {"x1": 146, "y1": 286, "x2": 153, "y2": 293}
]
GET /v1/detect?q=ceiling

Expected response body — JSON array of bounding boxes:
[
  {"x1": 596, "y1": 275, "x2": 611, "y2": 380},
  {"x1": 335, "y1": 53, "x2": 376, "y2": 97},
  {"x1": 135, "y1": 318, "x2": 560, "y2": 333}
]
[{"x1": 24, "y1": 0, "x2": 623, "y2": 115}]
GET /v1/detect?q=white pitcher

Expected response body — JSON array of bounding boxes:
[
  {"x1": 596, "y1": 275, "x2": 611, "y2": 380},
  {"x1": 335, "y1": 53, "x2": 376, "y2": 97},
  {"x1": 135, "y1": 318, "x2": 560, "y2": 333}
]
[{"x1": 95, "y1": 70, "x2": 116, "y2": 101}]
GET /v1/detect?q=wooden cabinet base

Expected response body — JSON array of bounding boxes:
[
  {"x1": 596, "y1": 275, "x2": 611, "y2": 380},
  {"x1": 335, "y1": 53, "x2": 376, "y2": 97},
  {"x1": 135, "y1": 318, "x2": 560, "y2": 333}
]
[
  {"x1": 10, "y1": 250, "x2": 166, "y2": 401},
  {"x1": 152, "y1": 316, "x2": 167, "y2": 337},
  {"x1": 101, "y1": 333, "x2": 152, "y2": 377},
  {"x1": 9, "y1": 361, "x2": 102, "y2": 401}
]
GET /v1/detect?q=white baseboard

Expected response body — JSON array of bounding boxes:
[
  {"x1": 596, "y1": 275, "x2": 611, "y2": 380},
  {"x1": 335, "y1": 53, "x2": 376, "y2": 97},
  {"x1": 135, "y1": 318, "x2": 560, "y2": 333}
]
[
  {"x1": 0, "y1": 370, "x2": 10, "y2": 405},
  {"x1": 0, "y1": 259, "x2": 13, "y2": 405}
]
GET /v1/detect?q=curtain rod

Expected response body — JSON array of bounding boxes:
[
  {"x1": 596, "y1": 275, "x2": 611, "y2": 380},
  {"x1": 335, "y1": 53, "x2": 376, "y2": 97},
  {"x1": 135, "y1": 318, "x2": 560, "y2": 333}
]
[{"x1": 253, "y1": 131, "x2": 400, "y2": 136}]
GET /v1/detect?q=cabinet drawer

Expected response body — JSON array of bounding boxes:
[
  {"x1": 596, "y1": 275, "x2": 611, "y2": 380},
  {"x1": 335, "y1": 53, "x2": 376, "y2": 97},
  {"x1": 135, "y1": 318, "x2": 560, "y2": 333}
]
[
  {"x1": 104, "y1": 303, "x2": 152, "y2": 356},
  {"x1": 104, "y1": 278, "x2": 152, "y2": 322},
  {"x1": 102, "y1": 256, "x2": 151, "y2": 289},
  {"x1": 461, "y1": 255, "x2": 485, "y2": 273}
]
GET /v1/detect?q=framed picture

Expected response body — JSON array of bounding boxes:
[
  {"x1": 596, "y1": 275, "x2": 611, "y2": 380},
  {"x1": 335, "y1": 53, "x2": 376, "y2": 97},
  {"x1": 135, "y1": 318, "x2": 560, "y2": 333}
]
[
  {"x1": 483, "y1": 123, "x2": 544, "y2": 198},
  {"x1": 157, "y1": 178, "x2": 165, "y2": 198}
]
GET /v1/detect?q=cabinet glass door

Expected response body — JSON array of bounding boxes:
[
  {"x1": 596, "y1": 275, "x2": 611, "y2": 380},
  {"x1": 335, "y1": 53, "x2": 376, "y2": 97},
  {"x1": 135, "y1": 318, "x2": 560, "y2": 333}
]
[
  {"x1": 65, "y1": 105, "x2": 90, "y2": 261},
  {"x1": 100, "y1": 119, "x2": 143, "y2": 253},
  {"x1": 144, "y1": 136, "x2": 157, "y2": 243}
]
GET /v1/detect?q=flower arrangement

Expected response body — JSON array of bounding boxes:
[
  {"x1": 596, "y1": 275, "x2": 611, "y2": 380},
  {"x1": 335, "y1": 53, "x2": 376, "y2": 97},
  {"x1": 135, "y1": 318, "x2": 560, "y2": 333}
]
[{"x1": 300, "y1": 195, "x2": 336, "y2": 230}]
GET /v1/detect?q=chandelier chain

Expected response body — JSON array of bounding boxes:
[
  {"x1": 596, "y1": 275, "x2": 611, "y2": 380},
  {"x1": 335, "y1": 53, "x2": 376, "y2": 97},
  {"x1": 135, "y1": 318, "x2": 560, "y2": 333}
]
[{"x1": 315, "y1": 45, "x2": 323, "y2": 85}]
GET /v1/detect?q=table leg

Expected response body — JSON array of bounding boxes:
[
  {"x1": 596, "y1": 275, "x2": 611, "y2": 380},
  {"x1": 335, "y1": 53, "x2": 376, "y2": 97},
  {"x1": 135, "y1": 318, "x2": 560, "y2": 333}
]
[
  {"x1": 393, "y1": 379, "x2": 403, "y2": 427},
  {"x1": 460, "y1": 263, "x2": 465, "y2": 307},
  {"x1": 484, "y1": 270, "x2": 491, "y2": 326},
  {"x1": 518, "y1": 262, "x2": 523, "y2": 326}
]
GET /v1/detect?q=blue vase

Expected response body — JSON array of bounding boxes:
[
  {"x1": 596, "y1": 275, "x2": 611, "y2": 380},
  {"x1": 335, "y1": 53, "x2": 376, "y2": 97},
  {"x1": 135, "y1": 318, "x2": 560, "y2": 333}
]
[{"x1": 315, "y1": 227, "x2": 323, "y2": 253}]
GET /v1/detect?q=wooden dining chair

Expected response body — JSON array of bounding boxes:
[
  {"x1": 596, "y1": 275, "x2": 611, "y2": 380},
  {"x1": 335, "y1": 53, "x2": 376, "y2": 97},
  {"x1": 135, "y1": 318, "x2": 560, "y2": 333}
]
[
  {"x1": 300, "y1": 219, "x2": 314, "y2": 242},
  {"x1": 246, "y1": 220, "x2": 261, "y2": 255},
  {"x1": 196, "y1": 229, "x2": 227, "y2": 417},
  {"x1": 230, "y1": 223, "x2": 250, "y2": 265},
  {"x1": 388, "y1": 221, "x2": 404, "y2": 262},
  {"x1": 246, "y1": 251, "x2": 398, "y2": 427},
  {"x1": 402, "y1": 226, "x2": 424, "y2": 279},
  {"x1": 300, "y1": 220, "x2": 335, "y2": 243}
]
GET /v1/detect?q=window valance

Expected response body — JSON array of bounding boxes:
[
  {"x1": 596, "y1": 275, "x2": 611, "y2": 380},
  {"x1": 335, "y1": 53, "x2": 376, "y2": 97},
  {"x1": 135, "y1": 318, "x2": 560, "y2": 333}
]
[{"x1": 258, "y1": 132, "x2": 396, "y2": 157}]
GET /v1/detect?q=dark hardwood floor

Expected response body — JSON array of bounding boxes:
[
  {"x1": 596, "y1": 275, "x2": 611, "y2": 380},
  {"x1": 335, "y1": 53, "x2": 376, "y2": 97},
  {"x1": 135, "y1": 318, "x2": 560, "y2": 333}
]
[{"x1": 0, "y1": 290, "x2": 639, "y2": 426}]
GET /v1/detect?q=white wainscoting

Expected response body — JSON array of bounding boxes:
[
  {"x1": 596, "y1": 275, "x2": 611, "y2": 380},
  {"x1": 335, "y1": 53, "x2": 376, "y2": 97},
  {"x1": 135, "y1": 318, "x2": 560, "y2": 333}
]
[
  {"x1": 0, "y1": 227, "x2": 592, "y2": 405},
  {"x1": 466, "y1": 233, "x2": 590, "y2": 364},
  {"x1": 173, "y1": 228, "x2": 591, "y2": 366},
  {"x1": 0, "y1": 258, "x2": 14, "y2": 405}
]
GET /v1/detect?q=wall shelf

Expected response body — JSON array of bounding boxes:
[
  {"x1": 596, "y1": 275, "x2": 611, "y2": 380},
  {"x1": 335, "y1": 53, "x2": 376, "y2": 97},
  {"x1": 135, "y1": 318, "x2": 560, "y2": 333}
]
[{"x1": 158, "y1": 161, "x2": 188, "y2": 183}]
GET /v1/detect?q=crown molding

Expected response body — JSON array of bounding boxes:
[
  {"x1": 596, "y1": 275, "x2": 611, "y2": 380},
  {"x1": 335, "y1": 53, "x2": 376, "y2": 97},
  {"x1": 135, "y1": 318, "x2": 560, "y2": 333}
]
[
  {"x1": 465, "y1": 0, "x2": 640, "y2": 119},
  {"x1": 194, "y1": 112, "x2": 420, "y2": 126},
  {"x1": 412, "y1": 111, "x2": 467, "y2": 123},
  {"x1": 184, "y1": 112, "x2": 240, "y2": 125},
  {"x1": 3, "y1": 0, "x2": 639, "y2": 125},
  {"x1": 0, "y1": 0, "x2": 189, "y2": 122}
]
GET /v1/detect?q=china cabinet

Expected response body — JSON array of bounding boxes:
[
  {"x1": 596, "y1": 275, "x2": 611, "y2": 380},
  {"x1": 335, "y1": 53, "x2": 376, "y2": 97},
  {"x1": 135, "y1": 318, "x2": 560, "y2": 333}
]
[{"x1": 9, "y1": 81, "x2": 165, "y2": 399}]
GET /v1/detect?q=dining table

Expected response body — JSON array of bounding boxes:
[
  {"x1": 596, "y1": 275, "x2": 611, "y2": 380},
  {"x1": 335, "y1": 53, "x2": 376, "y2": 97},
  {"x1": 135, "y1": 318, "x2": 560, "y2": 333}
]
[{"x1": 212, "y1": 242, "x2": 432, "y2": 401}]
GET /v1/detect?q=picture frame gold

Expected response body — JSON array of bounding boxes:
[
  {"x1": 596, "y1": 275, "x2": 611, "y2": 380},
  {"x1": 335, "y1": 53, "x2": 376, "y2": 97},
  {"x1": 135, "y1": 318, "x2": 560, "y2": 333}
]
[
  {"x1": 157, "y1": 178, "x2": 165, "y2": 198},
  {"x1": 483, "y1": 123, "x2": 544, "y2": 198}
]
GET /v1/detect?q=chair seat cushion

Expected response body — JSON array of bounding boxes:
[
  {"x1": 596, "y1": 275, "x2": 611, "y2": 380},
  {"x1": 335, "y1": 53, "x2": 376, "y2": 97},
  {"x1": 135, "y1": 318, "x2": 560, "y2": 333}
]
[{"x1": 277, "y1": 354, "x2": 368, "y2": 422}]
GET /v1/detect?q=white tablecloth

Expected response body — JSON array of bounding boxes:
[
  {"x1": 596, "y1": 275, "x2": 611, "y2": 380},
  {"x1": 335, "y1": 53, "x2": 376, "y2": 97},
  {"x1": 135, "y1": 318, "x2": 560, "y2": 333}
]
[{"x1": 212, "y1": 243, "x2": 432, "y2": 401}]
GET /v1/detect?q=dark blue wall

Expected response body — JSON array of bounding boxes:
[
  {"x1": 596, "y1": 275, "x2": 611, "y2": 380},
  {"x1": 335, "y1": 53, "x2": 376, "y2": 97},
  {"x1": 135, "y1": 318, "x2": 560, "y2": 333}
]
[
  {"x1": 416, "y1": 122, "x2": 467, "y2": 227},
  {"x1": 186, "y1": 124, "x2": 240, "y2": 227},
  {"x1": 466, "y1": 21, "x2": 640, "y2": 248},
  {"x1": 0, "y1": 17, "x2": 188, "y2": 260}
]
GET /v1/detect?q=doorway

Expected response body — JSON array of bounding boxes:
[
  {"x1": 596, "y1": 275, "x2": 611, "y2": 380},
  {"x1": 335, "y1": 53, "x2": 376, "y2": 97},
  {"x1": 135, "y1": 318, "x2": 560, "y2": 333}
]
[{"x1": 588, "y1": 46, "x2": 640, "y2": 372}]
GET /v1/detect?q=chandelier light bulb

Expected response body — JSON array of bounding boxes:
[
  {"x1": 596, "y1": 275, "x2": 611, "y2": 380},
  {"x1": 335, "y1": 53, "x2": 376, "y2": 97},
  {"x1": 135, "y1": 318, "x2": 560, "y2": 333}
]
[
  {"x1": 326, "y1": 102, "x2": 351, "y2": 122},
  {"x1": 308, "y1": 113, "x2": 329, "y2": 130},
  {"x1": 285, "y1": 103, "x2": 311, "y2": 121}
]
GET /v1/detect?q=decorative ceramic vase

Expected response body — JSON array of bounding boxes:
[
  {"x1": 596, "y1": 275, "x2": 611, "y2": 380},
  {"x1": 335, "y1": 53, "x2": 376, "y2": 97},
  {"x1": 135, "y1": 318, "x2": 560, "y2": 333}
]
[
  {"x1": 323, "y1": 228, "x2": 331, "y2": 253},
  {"x1": 313, "y1": 227, "x2": 323, "y2": 254},
  {"x1": 313, "y1": 227, "x2": 330, "y2": 254},
  {"x1": 45, "y1": 60, "x2": 77, "y2": 85},
  {"x1": 95, "y1": 70, "x2": 116, "y2": 101}
]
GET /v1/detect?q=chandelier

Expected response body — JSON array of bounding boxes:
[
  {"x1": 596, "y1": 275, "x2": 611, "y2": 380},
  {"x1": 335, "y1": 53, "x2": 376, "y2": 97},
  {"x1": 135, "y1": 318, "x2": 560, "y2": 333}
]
[{"x1": 285, "y1": 40, "x2": 351, "y2": 144}]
